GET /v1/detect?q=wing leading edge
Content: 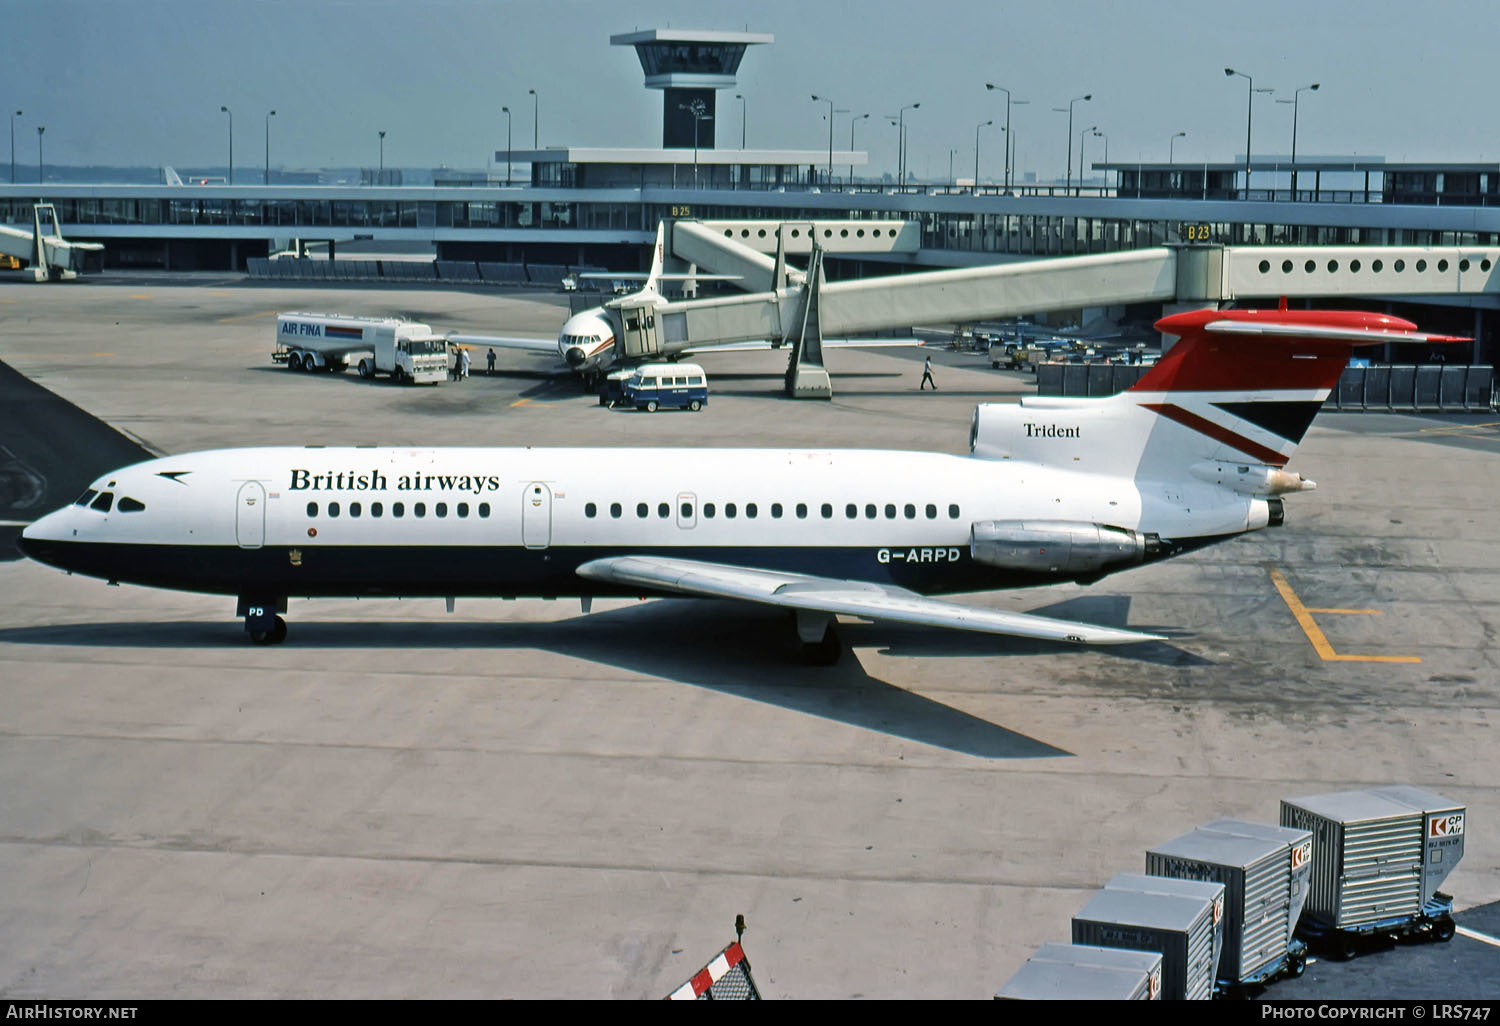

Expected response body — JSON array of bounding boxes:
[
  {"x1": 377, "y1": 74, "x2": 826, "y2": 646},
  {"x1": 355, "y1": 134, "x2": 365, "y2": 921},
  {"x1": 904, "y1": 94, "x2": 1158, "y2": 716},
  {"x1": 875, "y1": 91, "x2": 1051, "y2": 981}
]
[{"x1": 576, "y1": 555, "x2": 1165, "y2": 646}]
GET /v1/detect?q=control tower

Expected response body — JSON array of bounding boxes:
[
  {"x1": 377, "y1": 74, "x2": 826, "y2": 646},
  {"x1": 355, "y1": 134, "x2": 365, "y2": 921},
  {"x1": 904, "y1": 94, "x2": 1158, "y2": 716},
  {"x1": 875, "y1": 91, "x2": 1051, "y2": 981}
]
[{"x1": 610, "y1": 28, "x2": 773, "y2": 149}]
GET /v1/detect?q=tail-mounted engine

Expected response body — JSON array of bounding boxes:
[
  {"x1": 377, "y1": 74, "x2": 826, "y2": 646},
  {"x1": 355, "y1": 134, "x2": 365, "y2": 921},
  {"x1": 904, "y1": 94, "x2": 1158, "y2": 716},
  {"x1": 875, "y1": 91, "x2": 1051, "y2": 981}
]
[{"x1": 970, "y1": 520, "x2": 1165, "y2": 575}]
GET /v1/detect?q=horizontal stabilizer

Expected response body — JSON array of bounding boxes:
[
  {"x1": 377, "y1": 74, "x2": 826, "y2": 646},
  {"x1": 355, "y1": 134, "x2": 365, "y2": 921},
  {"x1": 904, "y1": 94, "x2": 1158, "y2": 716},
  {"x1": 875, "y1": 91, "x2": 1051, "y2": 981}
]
[{"x1": 577, "y1": 555, "x2": 1165, "y2": 646}]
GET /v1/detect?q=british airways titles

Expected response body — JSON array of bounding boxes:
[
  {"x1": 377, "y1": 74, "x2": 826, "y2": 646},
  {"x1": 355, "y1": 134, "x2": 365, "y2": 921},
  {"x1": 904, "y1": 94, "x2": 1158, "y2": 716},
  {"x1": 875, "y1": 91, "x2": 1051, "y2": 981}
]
[{"x1": 288, "y1": 469, "x2": 503, "y2": 495}]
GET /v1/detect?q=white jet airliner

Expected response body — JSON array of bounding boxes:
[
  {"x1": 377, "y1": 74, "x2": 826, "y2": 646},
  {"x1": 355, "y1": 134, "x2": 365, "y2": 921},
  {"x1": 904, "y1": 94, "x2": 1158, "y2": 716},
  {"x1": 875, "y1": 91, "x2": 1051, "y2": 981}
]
[
  {"x1": 448, "y1": 223, "x2": 916, "y2": 385},
  {"x1": 19, "y1": 306, "x2": 1456, "y2": 662}
]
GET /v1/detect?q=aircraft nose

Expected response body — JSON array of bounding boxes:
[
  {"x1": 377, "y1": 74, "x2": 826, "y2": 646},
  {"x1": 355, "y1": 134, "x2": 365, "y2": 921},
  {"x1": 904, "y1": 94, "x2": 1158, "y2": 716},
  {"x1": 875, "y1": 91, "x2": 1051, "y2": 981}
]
[
  {"x1": 17, "y1": 509, "x2": 68, "y2": 566},
  {"x1": 564, "y1": 347, "x2": 588, "y2": 368}
]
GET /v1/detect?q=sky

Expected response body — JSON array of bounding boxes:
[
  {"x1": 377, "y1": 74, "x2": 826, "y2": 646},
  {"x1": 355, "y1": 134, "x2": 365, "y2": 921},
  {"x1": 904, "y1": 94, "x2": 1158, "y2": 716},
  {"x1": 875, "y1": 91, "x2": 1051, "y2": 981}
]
[{"x1": 6, "y1": 0, "x2": 1498, "y2": 180}]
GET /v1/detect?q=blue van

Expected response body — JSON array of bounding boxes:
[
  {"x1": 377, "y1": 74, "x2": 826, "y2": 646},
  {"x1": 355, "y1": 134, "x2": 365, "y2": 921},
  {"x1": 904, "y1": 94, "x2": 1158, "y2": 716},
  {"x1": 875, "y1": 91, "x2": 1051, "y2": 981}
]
[{"x1": 621, "y1": 362, "x2": 709, "y2": 412}]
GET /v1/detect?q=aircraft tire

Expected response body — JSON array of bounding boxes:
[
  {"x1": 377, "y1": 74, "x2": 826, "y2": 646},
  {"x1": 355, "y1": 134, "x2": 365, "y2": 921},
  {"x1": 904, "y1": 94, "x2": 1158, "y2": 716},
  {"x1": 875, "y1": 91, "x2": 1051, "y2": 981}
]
[
  {"x1": 800, "y1": 623, "x2": 843, "y2": 666},
  {"x1": 645, "y1": 400, "x2": 658, "y2": 413}
]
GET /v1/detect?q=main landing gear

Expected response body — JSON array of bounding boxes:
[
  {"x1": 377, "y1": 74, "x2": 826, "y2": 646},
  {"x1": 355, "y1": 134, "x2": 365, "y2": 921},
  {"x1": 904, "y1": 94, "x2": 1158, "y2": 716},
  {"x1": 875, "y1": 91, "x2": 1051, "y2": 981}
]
[
  {"x1": 239, "y1": 596, "x2": 288, "y2": 645},
  {"x1": 795, "y1": 611, "x2": 844, "y2": 666}
]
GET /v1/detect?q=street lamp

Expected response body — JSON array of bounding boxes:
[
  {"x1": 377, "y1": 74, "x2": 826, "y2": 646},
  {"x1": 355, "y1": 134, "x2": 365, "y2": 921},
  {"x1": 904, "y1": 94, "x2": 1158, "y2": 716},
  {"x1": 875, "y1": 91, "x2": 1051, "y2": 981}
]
[
  {"x1": 1169, "y1": 130, "x2": 1186, "y2": 163},
  {"x1": 984, "y1": 84, "x2": 1028, "y2": 191},
  {"x1": 9, "y1": 110, "x2": 19, "y2": 185},
  {"x1": 898, "y1": 102, "x2": 919, "y2": 188},
  {"x1": 974, "y1": 119, "x2": 992, "y2": 188},
  {"x1": 735, "y1": 93, "x2": 746, "y2": 149},
  {"x1": 1079, "y1": 124, "x2": 1097, "y2": 190},
  {"x1": 36, "y1": 125, "x2": 44, "y2": 185},
  {"x1": 501, "y1": 106, "x2": 512, "y2": 185},
  {"x1": 1053, "y1": 93, "x2": 1091, "y2": 194},
  {"x1": 528, "y1": 88, "x2": 538, "y2": 148},
  {"x1": 378, "y1": 129, "x2": 385, "y2": 179},
  {"x1": 220, "y1": 105, "x2": 233, "y2": 184},
  {"x1": 811, "y1": 94, "x2": 834, "y2": 184},
  {"x1": 1224, "y1": 68, "x2": 1255, "y2": 194},
  {"x1": 1092, "y1": 129, "x2": 1109, "y2": 190},
  {"x1": 948, "y1": 147, "x2": 959, "y2": 188},
  {"x1": 264, "y1": 110, "x2": 276, "y2": 186},
  {"x1": 849, "y1": 112, "x2": 868, "y2": 181},
  {"x1": 677, "y1": 99, "x2": 711, "y2": 187},
  {"x1": 1276, "y1": 82, "x2": 1319, "y2": 198}
]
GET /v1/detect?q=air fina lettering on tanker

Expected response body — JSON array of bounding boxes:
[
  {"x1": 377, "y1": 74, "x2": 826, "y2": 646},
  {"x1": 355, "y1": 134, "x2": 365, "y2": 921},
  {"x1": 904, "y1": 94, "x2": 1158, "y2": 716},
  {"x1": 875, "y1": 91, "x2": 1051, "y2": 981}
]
[
  {"x1": 288, "y1": 469, "x2": 504, "y2": 495},
  {"x1": 1023, "y1": 423, "x2": 1081, "y2": 438}
]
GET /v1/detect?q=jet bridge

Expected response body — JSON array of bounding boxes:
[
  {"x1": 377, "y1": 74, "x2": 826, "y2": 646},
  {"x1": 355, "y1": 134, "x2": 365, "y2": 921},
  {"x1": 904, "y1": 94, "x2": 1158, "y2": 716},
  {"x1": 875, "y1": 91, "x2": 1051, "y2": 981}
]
[
  {"x1": 644, "y1": 229, "x2": 1500, "y2": 398},
  {"x1": 0, "y1": 204, "x2": 104, "y2": 280}
]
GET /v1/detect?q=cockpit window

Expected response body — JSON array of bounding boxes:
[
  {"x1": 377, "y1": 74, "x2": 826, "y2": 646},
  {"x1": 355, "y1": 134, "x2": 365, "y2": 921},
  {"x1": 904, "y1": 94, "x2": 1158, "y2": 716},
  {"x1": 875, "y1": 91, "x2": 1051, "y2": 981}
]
[
  {"x1": 74, "y1": 489, "x2": 98, "y2": 507},
  {"x1": 90, "y1": 492, "x2": 114, "y2": 512},
  {"x1": 117, "y1": 497, "x2": 146, "y2": 513}
]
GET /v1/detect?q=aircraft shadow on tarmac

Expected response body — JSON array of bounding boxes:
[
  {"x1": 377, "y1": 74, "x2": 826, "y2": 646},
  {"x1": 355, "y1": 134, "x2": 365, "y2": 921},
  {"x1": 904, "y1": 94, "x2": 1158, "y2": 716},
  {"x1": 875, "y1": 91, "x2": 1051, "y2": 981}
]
[{"x1": 0, "y1": 596, "x2": 1204, "y2": 758}]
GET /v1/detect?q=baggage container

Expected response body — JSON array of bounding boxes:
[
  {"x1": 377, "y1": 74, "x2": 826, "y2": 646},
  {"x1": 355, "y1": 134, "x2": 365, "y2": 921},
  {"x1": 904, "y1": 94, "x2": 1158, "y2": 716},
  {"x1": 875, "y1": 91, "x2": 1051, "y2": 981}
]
[
  {"x1": 1072, "y1": 873, "x2": 1225, "y2": 1000},
  {"x1": 1280, "y1": 786, "x2": 1462, "y2": 952},
  {"x1": 1146, "y1": 818, "x2": 1313, "y2": 988},
  {"x1": 996, "y1": 943, "x2": 1162, "y2": 1000}
]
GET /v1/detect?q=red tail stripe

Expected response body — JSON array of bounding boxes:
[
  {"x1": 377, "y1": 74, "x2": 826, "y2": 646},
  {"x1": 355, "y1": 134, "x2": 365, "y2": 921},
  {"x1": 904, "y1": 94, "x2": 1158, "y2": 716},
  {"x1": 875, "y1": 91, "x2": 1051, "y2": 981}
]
[{"x1": 1140, "y1": 403, "x2": 1289, "y2": 466}]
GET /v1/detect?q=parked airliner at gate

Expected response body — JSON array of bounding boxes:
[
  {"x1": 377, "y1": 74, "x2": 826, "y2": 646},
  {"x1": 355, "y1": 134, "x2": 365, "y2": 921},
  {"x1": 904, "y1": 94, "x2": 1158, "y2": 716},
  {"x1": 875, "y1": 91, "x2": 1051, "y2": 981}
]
[{"x1": 18, "y1": 307, "x2": 1459, "y2": 662}]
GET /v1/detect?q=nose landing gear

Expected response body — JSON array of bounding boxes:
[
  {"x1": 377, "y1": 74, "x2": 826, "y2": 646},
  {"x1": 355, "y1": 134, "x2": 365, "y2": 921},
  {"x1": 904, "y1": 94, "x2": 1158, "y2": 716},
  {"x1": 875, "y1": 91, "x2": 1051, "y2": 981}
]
[{"x1": 239, "y1": 596, "x2": 289, "y2": 645}]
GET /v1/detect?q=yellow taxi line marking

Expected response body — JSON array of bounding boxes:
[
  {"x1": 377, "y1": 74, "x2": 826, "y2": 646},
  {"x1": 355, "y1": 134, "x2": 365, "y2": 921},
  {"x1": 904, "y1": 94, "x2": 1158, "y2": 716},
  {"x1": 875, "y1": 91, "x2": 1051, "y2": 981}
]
[
  {"x1": 1304, "y1": 608, "x2": 1381, "y2": 615},
  {"x1": 215, "y1": 309, "x2": 279, "y2": 324},
  {"x1": 128, "y1": 294, "x2": 153, "y2": 299},
  {"x1": 1456, "y1": 925, "x2": 1500, "y2": 949},
  {"x1": 1418, "y1": 420, "x2": 1500, "y2": 433},
  {"x1": 510, "y1": 398, "x2": 532, "y2": 408},
  {"x1": 1268, "y1": 567, "x2": 1420, "y2": 663}
]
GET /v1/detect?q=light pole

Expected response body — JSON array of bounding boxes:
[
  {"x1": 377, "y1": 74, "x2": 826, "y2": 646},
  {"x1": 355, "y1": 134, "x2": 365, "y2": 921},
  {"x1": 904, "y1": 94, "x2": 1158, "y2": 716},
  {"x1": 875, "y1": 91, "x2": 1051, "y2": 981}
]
[
  {"x1": 678, "y1": 99, "x2": 711, "y2": 187},
  {"x1": 1277, "y1": 82, "x2": 1319, "y2": 198},
  {"x1": 1091, "y1": 129, "x2": 1108, "y2": 189},
  {"x1": 264, "y1": 109, "x2": 275, "y2": 186},
  {"x1": 849, "y1": 112, "x2": 868, "y2": 181},
  {"x1": 9, "y1": 110, "x2": 19, "y2": 185},
  {"x1": 984, "y1": 84, "x2": 1028, "y2": 191},
  {"x1": 36, "y1": 125, "x2": 44, "y2": 185},
  {"x1": 501, "y1": 106, "x2": 512, "y2": 185},
  {"x1": 948, "y1": 147, "x2": 959, "y2": 187},
  {"x1": 1224, "y1": 68, "x2": 1254, "y2": 194},
  {"x1": 1054, "y1": 93, "x2": 1091, "y2": 194},
  {"x1": 219, "y1": 106, "x2": 233, "y2": 184},
  {"x1": 529, "y1": 88, "x2": 538, "y2": 148},
  {"x1": 1079, "y1": 124, "x2": 1097, "y2": 190},
  {"x1": 974, "y1": 119, "x2": 992, "y2": 189},
  {"x1": 898, "y1": 102, "x2": 919, "y2": 187},
  {"x1": 378, "y1": 130, "x2": 385, "y2": 180},
  {"x1": 811, "y1": 94, "x2": 834, "y2": 184},
  {"x1": 735, "y1": 93, "x2": 746, "y2": 149},
  {"x1": 1169, "y1": 130, "x2": 1186, "y2": 163}
]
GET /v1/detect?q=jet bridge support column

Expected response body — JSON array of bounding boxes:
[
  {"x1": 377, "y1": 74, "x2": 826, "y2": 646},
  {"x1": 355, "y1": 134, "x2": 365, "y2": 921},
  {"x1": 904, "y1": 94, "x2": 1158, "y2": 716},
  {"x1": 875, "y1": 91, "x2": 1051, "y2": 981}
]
[
  {"x1": 1160, "y1": 243, "x2": 1226, "y2": 349},
  {"x1": 784, "y1": 245, "x2": 832, "y2": 399}
]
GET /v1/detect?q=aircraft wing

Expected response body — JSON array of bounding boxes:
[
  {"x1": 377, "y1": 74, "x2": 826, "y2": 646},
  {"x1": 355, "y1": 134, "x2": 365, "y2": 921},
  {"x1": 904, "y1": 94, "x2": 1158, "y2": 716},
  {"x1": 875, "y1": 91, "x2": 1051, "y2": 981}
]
[
  {"x1": 679, "y1": 338, "x2": 924, "y2": 355},
  {"x1": 575, "y1": 555, "x2": 1165, "y2": 646},
  {"x1": 446, "y1": 333, "x2": 559, "y2": 354}
]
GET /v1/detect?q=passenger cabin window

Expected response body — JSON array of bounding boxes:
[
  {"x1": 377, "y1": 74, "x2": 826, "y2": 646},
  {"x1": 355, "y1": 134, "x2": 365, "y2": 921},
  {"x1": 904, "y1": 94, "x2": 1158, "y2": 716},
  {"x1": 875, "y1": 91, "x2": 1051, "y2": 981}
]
[
  {"x1": 479, "y1": 503, "x2": 490, "y2": 518},
  {"x1": 865, "y1": 503, "x2": 877, "y2": 519},
  {"x1": 414, "y1": 502, "x2": 426, "y2": 518},
  {"x1": 680, "y1": 502, "x2": 693, "y2": 518},
  {"x1": 586, "y1": 502, "x2": 597, "y2": 518},
  {"x1": 926, "y1": 504, "x2": 937, "y2": 519},
  {"x1": 457, "y1": 503, "x2": 469, "y2": 518},
  {"x1": 350, "y1": 502, "x2": 362, "y2": 518},
  {"x1": 795, "y1": 503, "x2": 807, "y2": 519},
  {"x1": 117, "y1": 497, "x2": 146, "y2": 513},
  {"x1": 372, "y1": 502, "x2": 384, "y2": 517},
  {"x1": 436, "y1": 502, "x2": 448, "y2": 518},
  {"x1": 949, "y1": 504, "x2": 961, "y2": 519},
  {"x1": 821, "y1": 503, "x2": 833, "y2": 519},
  {"x1": 746, "y1": 503, "x2": 758, "y2": 518},
  {"x1": 704, "y1": 503, "x2": 716, "y2": 518},
  {"x1": 658, "y1": 502, "x2": 669, "y2": 518},
  {"x1": 306, "y1": 502, "x2": 318, "y2": 517},
  {"x1": 904, "y1": 504, "x2": 916, "y2": 519},
  {"x1": 846, "y1": 504, "x2": 857, "y2": 519},
  {"x1": 329, "y1": 501, "x2": 341, "y2": 517},
  {"x1": 610, "y1": 502, "x2": 622, "y2": 518},
  {"x1": 90, "y1": 492, "x2": 114, "y2": 513},
  {"x1": 637, "y1": 502, "x2": 648, "y2": 518},
  {"x1": 771, "y1": 503, "x2": 783, "y2": 519},
  {"x1": 884, "y1": 503, "x2": 896, "y2": 519},
  {"x1": 726, "y1": 503, "x2": 737, "y2": 518},
  {"x1": 394, "y1": 502, "x2": 406, "y2": 518}
]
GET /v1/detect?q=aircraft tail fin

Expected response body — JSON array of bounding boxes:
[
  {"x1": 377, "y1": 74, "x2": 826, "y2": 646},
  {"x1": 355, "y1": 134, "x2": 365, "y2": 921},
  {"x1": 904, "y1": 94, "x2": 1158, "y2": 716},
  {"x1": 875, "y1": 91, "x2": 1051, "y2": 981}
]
[
  {"x1": 645, "y1": 221, "x2": 666, "y2": 292},
  {"x1": 971, "y1": 307, "x2": 1465, "y2": 484}
]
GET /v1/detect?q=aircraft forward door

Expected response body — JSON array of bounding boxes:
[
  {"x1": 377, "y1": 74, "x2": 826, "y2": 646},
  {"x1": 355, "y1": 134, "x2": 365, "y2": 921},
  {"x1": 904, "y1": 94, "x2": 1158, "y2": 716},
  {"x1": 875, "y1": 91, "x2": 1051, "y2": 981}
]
[
  {"x1": 676, "y1": 492, "x2": 697, "y2": 530},
  {"x1": 235, "y1": 481, "x2": 266, "y2": 549},
  {"x1": 522, "y1": 482, "x2": 552, "y2": 549}
]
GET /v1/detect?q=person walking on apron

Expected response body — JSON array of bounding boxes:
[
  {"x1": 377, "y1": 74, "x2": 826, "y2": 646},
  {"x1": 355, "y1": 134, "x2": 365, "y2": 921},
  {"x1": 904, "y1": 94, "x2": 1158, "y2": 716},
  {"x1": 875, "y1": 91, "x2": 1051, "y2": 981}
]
[{"x1": 920, "y1": 355, "x2": 937, "y2": 390}]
